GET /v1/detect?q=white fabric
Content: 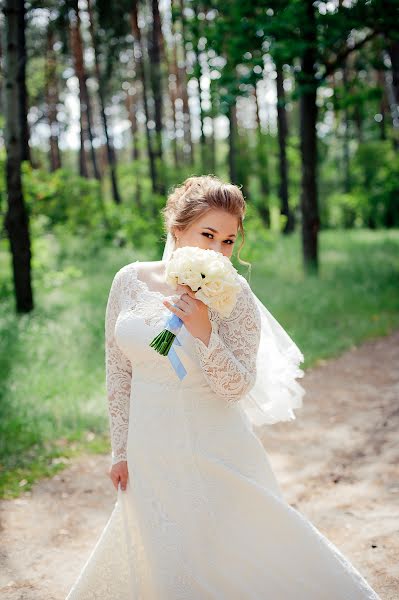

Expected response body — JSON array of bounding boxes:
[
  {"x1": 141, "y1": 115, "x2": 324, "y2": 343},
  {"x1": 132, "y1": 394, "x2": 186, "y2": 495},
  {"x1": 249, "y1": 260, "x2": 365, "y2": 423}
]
[
  {"x1": 162, "y1": 232, "x2": 306, "y2": 429},
  {"x1": 65, "y1": 259, "x2": 381, "y2": 599}
]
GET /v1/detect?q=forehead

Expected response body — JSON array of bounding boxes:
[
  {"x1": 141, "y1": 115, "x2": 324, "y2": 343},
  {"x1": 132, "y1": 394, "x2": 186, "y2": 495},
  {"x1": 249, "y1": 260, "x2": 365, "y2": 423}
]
[{"x1": 195, "y1": 209, "x2": 238, "y2": 230}]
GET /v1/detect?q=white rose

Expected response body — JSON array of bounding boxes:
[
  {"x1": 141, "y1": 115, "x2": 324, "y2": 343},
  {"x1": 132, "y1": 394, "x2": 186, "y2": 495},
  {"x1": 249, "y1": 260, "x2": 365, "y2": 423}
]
[{"x1": 164, "y1": 246, "x2": 240, "y2": 316}]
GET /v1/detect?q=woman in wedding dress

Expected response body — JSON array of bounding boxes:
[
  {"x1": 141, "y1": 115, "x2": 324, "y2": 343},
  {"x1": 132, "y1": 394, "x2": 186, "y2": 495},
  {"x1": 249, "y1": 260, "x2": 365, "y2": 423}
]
[{"x1": 66, "y1": 175, "x2": 381, "y2": 599}]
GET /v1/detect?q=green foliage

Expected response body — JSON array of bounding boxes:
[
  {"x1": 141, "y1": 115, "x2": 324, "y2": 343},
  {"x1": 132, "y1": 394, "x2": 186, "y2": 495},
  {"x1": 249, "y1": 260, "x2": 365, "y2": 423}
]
[
  {"x1": 322, "y1": 141, "x2": 399, "y2": 229},
  {"x1": 21, "y1": 163, "x2": 104, "y2": 231},
  {"x1": 352, "y1": 141, "x2": 399, "y2": 228},
  {"x1": 0, "y1": 157, "x2": 165, "y2": 257},
  {"x1": 325, "y1": 192, "x2": 366, "y2": 229}
]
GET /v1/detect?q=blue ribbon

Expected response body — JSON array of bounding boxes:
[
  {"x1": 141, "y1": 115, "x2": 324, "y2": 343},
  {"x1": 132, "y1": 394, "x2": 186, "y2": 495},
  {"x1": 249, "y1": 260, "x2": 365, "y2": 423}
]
[{"x1": 164, "y1": 309, "x2": 187, "y2": 380}]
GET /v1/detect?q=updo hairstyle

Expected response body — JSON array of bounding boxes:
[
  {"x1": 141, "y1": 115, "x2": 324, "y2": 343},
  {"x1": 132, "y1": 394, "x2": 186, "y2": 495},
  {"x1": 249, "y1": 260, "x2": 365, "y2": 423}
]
[{"x1": 161, "y1": 174, "x2": 250, "y2": 268}]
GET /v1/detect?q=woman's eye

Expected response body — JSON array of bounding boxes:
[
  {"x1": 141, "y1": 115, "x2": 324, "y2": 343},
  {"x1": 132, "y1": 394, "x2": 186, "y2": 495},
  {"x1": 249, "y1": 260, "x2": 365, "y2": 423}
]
[{"x1": 201, "y1": 232, "x2": 233, "y2": 244}]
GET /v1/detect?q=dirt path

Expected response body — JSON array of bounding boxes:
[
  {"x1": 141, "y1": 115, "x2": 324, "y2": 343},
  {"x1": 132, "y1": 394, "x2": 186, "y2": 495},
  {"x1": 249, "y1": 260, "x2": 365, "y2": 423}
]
[{"x1": 1, "y1": 330, "x2": 398, "y2": 599}]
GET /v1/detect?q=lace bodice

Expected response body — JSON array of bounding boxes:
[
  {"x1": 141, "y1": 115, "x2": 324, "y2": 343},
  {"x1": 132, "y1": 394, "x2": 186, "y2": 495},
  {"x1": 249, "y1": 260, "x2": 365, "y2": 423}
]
[{"x1": 105, "y1": 260, "x2": 261, "y2": 465}]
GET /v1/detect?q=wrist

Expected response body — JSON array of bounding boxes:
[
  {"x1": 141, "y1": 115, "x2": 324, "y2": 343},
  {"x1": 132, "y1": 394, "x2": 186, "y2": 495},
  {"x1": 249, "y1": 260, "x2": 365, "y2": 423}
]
[{"x1": 194, "y1": 321, "x2": 212, "y2": 347}]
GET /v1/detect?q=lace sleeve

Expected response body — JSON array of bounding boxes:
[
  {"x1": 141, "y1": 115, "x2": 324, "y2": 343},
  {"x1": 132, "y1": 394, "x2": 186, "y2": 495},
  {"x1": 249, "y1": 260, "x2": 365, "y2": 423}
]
[
  {"x1": 193, "y1": 275, "x2": 261, "y2": 402},
  {"x1": 105, "y1": 267, "x2": 132, "y2": 465}
]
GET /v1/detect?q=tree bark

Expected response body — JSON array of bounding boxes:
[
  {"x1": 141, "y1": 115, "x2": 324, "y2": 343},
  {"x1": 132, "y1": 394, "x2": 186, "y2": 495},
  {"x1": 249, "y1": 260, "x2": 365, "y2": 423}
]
[
  {"x1": 125, "y1": 90, "x2": 140, "y2": 162},
  {"x1": 387, "y1": 40, "x2": 399, "y2": 106},
  {"x1": 70, "y1": 0, "x2": 100, "y2": 180},
  {"x1": 45, "y1": 27, "x2": 62, "y2": 171},
  {"x1": 276, "y1": 65, "x2": 295, "y2": 233},
  {"x1": 342, "y1": 60, "x2": 351, "y2": 193},
  {"x1": 177, "y1": 0, "x2": 194, "y2": 165},
  {"x1": 253, "y1": 82, "x2": 270, "y2": 228},
  {"x1": 125, "y1": 91, "x2": 143, "y2": 211},
  {"x1": 3, "y1": 0, "x2": 33, "y2": 313},
  {"x1": 17, "y1": 0, "x2": 31, "y2": 164},
  {"x1": 149, "y1": 0, "x2": 165, "y2": 194},
  {"x1": 227, "y1": 101, "x2": 238, "y2": 185},
  {"x1": 386, "y1": 39, "x2": 399, "y2": 151},
  {"x1": 169, "y1": 13, "x2": 180, "y2": 167},
  {"x1": 298, "y1": 0, "x2": 320, "y2": 274},
  {"x1": 87, "y1": 0, "x2": 121, "y2": 203},
  {"x1": 130, "y1": 0, "x2": 158, "y2": 193},
  {"x1": 376, "y1": 67, "x2": 387, "y2": 141}
]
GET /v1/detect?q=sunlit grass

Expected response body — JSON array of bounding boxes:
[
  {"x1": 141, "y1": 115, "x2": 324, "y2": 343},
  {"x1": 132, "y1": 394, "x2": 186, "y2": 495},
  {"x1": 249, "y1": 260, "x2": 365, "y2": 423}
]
[
  {"x1": 0, "y1": 228, "x2": 398, "y2": 497},
  {"x1": 247, "y1": 228, "x2": 399, "y2": 367}
]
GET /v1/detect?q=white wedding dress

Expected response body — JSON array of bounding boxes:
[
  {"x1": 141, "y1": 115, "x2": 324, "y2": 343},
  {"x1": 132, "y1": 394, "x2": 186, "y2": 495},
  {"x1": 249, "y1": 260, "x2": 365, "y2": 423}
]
[{"x1": 65, "y1": 260, "x2": 381, "y2": 599}]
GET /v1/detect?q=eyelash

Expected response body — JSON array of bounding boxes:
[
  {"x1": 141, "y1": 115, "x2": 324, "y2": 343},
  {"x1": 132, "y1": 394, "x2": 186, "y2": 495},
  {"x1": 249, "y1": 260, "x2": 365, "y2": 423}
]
[{"x1": 201, "y1": 232, "x2": 234, "y2": 244}]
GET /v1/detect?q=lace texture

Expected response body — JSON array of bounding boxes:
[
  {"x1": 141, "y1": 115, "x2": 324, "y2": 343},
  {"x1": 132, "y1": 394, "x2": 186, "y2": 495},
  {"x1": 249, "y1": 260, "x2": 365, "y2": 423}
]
[
  {"x1": 105, "y1": 262, "x2": 261, "y2": 465},
  {"x1": 192, "y1": 276, "x2": 261, "y2": 402},
  {"x1": 105, "y1": 267, "x2": 133, "y2": 465}
]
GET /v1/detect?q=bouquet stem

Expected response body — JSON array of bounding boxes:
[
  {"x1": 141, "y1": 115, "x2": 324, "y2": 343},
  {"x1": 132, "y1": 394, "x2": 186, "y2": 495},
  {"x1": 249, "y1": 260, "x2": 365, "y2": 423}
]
[
  {"x1": 149, "y1": 329, "x2": 176, "y2": 355},
  {"x1": 149, "y1": 311, "x2": 183, "y2": 356}
]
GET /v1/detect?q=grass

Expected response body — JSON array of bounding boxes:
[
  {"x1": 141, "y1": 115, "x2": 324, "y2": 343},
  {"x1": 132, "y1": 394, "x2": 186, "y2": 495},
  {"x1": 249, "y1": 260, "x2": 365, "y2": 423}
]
[
  {"x1": 246, "y1": 228, "x2": 399, "y2": 367},
  {"x1": 0, "y1": 228, "x2": 398, "y2": 498}
]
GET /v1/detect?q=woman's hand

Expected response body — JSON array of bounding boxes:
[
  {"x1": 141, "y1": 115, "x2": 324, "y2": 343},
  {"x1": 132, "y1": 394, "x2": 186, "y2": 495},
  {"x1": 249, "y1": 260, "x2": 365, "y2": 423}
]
[
  {"x1": 163, "y1": 284, "x2": 212, "y2": 346},
  {"x1": 108, "y1": 460, "x2": 129, "y2": 491}
]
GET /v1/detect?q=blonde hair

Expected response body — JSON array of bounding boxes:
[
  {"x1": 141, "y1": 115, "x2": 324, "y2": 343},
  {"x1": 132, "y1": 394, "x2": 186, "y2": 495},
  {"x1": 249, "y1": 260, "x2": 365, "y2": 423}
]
[{"x1": 161, "y1": 174, "x2": 250, "y2": 268}]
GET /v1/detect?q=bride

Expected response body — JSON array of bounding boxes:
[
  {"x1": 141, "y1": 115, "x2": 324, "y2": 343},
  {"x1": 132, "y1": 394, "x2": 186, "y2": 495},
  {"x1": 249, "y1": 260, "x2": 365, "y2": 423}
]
[{"x1": 65, "y1": 175, "x2": 381, "y2": 599}]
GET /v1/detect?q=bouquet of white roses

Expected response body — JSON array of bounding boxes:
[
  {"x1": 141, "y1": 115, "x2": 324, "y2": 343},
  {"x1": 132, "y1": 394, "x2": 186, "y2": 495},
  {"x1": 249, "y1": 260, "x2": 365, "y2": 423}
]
[{"x1": 149, "y1": 246, "x2": 241, "y2": 366}]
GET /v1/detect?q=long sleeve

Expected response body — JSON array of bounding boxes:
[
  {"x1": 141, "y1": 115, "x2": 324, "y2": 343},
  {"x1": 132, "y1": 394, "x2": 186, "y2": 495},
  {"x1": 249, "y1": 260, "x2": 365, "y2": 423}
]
[
  {"x1": 193, "y1": 276, "x2": 261, "y2": 402},
  {"x1": 105, "y1": 267, "x2": 132, "y2": 465}
]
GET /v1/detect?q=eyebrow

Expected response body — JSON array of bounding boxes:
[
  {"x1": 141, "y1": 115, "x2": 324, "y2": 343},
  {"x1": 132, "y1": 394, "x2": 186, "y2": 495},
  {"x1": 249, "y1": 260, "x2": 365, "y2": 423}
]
[{"x1": 202, "y1": 226, "x2": 236, "y2": 238}]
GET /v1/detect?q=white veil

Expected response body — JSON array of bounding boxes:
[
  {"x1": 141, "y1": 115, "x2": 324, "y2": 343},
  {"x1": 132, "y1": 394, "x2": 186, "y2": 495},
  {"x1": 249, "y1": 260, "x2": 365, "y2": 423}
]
[{"x1": 162, "y1": 231, "x2": 305, "y2": 429}]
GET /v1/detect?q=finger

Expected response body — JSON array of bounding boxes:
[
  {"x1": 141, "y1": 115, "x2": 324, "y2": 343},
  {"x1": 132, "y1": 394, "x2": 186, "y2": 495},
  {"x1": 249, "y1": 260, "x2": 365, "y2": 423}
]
[
  {"x1": 163, "y1": 299, "x2": 186, "y2": 318},
  {"x1": 176, "y1": 294, "x2": 191, "y2": 308},
  {"x1": 178, "y1": 284, "x2": 196, "y2": 298},
  {"x1": 120, "y1": 474, "x2": 128, "y2": 491}
]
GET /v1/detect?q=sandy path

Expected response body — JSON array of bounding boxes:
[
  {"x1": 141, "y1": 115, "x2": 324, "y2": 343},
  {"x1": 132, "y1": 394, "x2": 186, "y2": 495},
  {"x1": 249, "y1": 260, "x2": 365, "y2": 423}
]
[{"x1": 1, "y1": 329, "x2": 398, "y2": 599}]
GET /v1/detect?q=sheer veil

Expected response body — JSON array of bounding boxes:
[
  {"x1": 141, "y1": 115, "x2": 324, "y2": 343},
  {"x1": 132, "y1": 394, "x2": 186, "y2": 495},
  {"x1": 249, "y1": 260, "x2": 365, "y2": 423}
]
[{"x1": 161, "y1": 231, "x2": 305, "y2": 429}]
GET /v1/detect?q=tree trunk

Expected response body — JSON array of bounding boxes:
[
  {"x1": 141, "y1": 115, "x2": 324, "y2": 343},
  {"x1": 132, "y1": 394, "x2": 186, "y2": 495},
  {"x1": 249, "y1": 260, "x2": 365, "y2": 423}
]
[
  {"x1": 130, "y1": 0, "x2": 158, "y2": 193},
  {"x1": 196, "y1": 60, "x2": 207, "y2": 172},
  {"x1": 209, "y1": 79, "x2": 217, "y2": 172},
  {"x1": 276, "y1": 65, "x2": 295, "y2": 233},
  {"x1": 87, "y1": 0, "x2": 121, "y2": 203},
  {"x1": 253, "y1": 82, "x2": 270, "y2": 228},
  {"x1": 149, "y1": 0, "x2": 165, "y2": 194},
  {"x1": 3, "y1": 0, "x2": 33, "y2": 313},
  {"x1": 376, "y1": 67, "x2": 387, "y2": 141},
  {"x1": 210, "y1": 116, "x2": 216, "y2": 172},
  {"x1": 386, "y1": 40, "x2": 399, "y2": 151},
  {"x1": 387, "y1": 40, "x2": 399, "y2": 106},
  {"x1": 192, "y1": 3, "x2": 207, "y2": 172},
  {"x1": 125, "y1": 91, "x2": 143, "y2": 210},
  {"x1": 177, "y1": 0, "x2": 194, "y2": 165},
  {"x1": 169, "y1": 14, "x2": 180, "y2": 167},
  {"x1": 125, "y1": 90, "x2": 140, "y2": 162},
  {"x1": 342, "y1": 61, "x2": 351, "y2": 192},
  {"x1": 227, "y1": 101, "x2": 238, "y2": 185},
  {"x1": 0, "y1": 36, "x2": 3, "y2": 118},
  {"x1": 46, "y1": 27, "x2": 62, "y2": 171},
  {"x1": 70, "y1": 0, "x2": 100, "y2": 180},
  {"x1": 17, "y1": 0, "x2": 31, "y2": 164},
  {"x1": 157, "y1": 4, "x2": 178, "y2": 169},
  {"x1": 298, "y1": 0, "x2": 320, "y2": 274}
]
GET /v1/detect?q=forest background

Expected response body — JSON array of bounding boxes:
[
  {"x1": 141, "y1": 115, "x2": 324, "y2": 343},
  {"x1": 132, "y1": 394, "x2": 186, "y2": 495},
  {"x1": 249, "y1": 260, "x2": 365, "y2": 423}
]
[{"x1": 1, "y1": 0, "x2": 399, "y2": 496}]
